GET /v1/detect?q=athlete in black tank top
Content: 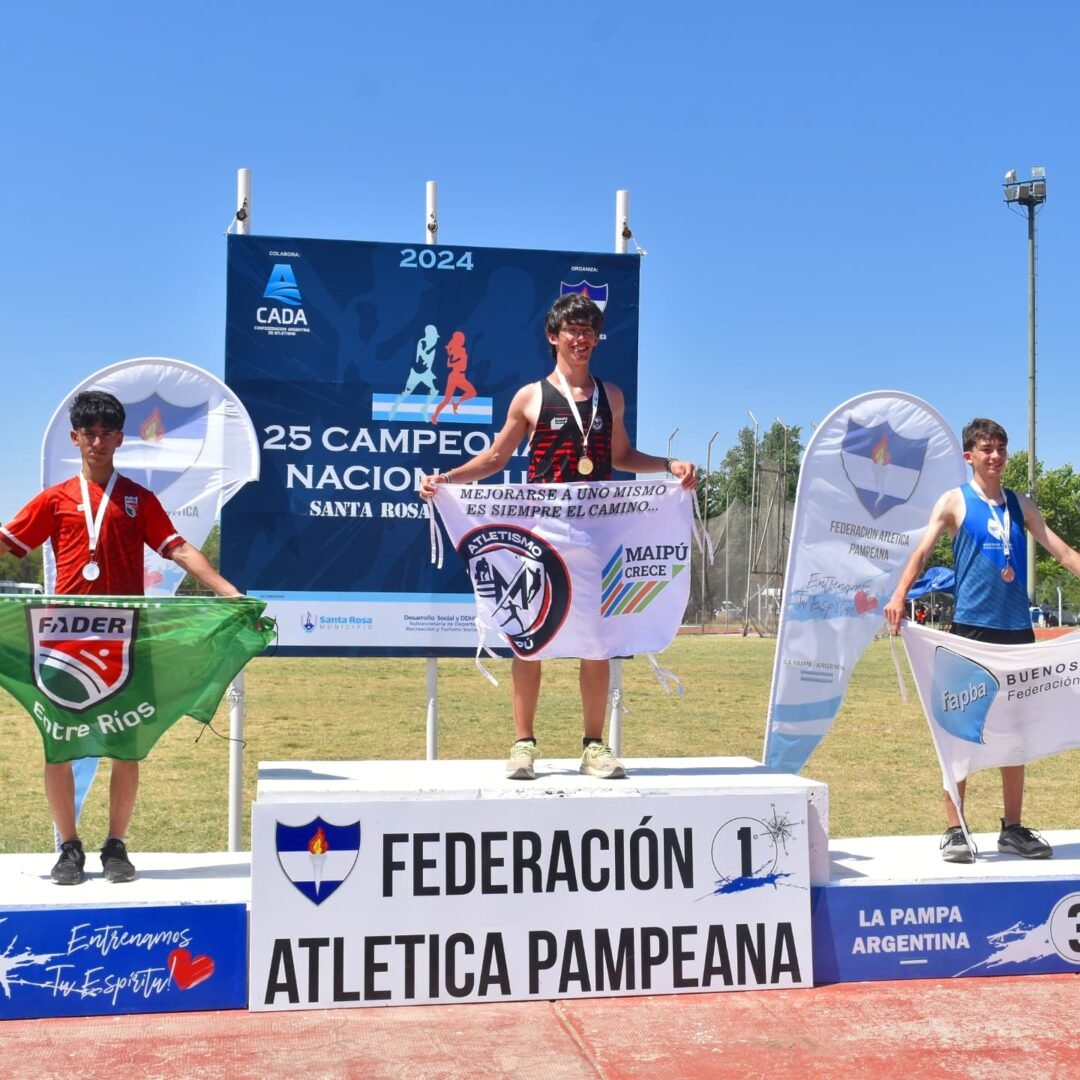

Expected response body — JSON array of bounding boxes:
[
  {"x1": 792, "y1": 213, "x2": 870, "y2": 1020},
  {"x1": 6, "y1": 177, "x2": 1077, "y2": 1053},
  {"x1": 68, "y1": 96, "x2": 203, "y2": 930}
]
[{"x1": 527, "y1": 377, "x2": 613, "y2": 483}]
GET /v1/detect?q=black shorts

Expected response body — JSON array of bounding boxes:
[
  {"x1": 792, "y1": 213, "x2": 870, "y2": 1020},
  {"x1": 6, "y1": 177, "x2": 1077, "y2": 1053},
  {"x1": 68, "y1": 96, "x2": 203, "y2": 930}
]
[{"x1": 950, "y1": 622, "x2": 1035, "y2": 646}]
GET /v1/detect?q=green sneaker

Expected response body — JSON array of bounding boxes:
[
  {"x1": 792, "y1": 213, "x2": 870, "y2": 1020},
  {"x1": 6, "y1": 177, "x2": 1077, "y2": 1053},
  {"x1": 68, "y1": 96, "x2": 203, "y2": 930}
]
[
  {"x1": 506, "y1": 740, "x2": 540, "y2": 780},
  {"x1": 580, "y1": 742, "x2": 626, "y2": 779}
]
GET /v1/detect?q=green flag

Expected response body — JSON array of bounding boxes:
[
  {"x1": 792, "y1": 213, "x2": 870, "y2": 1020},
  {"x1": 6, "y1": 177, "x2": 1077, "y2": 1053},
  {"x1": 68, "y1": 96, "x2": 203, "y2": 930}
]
[{"x1": 0, "y1": 596, "x2": 275, "y2": 764}]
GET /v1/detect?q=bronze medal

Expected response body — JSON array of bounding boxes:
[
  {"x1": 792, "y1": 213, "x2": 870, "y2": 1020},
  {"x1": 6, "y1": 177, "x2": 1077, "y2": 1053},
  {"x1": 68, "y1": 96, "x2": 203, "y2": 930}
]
[
  {"x1": 1001, "y1": 565, "x2": 1015, "y2": 583},
  {"x1": 578, "y1": 456, "x2": 594, "y2": 476}
]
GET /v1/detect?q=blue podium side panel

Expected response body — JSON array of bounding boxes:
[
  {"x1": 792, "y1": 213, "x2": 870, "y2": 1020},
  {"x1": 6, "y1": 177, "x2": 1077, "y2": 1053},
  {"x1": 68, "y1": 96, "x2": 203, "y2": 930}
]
[
  {"x1": 812, "y1": 881, "x2": 1080, "y2": 983},
  {"x1": 0, "y1": 902, "x2": 247, "y2": 1020}
]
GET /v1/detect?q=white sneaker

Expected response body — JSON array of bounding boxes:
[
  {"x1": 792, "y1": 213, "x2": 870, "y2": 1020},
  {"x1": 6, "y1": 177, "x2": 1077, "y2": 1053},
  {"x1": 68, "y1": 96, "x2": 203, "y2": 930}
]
[
  {"x1": 580, "y1": 742, "x2": 626, "y2": 779},
  {"x1": 506, "y1": 740, "x2": 540, "y2": 780}
]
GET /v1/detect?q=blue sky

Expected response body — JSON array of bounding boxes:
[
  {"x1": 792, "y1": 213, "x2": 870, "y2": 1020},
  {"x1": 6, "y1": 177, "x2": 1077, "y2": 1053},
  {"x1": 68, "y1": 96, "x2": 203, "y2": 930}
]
[{"x1": 2, "y1": 3, "x2": 1078, "y2": 514}]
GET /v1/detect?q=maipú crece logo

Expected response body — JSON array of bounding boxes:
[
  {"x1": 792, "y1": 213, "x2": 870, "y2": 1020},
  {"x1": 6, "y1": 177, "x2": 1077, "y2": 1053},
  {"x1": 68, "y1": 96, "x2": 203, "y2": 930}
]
[
  {"x1": 28, "y1": 607, "x2": 137, "y2": 711},
  {"x1": 601, "y1": 543, "x2": 687, "y2": 617},
  {"x1": 931, "y1": 646, "x2": 999, "y2": 744}
]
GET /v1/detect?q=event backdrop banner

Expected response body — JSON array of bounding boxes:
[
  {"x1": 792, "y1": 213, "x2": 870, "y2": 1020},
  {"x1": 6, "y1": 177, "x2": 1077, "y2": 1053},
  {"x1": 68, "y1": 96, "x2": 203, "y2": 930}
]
[
  {"x1": 0, "y1": 596, "x2": 275, "y2": 764},
  {"x1": 222, "y1": 234, "x2": 641, "y2": 656},
  {"x1": 432, "y1": 479, "x2": 692, "y2": 660},
  {"x1": 762, "y1": 391, "x2": 966, "y2": 773},
  {"x1": 249, "y1": 793, "x2": 812, "y2": 1010}
]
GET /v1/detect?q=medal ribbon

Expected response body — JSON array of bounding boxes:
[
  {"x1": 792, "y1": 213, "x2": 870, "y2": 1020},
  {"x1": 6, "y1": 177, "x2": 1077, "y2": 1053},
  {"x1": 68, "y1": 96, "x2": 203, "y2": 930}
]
[
  {"x1": 79, "y1": 471, "x2": 118, "y2": 567},
  {"x1": 552, "y1": 370, "x2": 598, "y2": 464},
  {"x1": 970, "y1": 479, "x2": 1012, "y2": 567}
]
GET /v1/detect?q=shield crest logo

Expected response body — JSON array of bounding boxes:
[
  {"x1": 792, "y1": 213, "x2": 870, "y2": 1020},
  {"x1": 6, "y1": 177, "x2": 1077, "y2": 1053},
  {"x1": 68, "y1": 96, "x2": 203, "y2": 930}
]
[
  {"x1": 124, "y1": 495, "x2": 138, "y2": 518},
  {"x1": 841, "y1": 420, "x2": 929, "y2": 519},
  {"x1": 560, "y1": 280, "x2": 609, "y2": 312},
  {"x1": 29, "y1": 606, "x2": 138, "y2": 711},
  {"x1": 114, "y1": 393, "x2": 210, "y2": 495},
  {"x1": 275, "y1": 817, "x2": 361, "y2": 905}
]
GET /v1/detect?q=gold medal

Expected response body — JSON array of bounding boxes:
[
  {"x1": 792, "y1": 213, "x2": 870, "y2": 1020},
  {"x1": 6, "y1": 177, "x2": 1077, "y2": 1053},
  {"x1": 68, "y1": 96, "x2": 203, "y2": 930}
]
[
  {"x1": 1001, "y1": 565, "x2": 1015, "y2": 583},
  {"x1": 578, "y1": 456, "x2": 594, "y2": 476}
]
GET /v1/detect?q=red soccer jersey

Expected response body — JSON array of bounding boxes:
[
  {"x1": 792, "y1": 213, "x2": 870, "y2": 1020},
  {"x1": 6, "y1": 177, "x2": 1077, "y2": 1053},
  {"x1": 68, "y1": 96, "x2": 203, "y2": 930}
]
[{"x1": 1, "y1": 473, "x2": 184, "y2": 595}]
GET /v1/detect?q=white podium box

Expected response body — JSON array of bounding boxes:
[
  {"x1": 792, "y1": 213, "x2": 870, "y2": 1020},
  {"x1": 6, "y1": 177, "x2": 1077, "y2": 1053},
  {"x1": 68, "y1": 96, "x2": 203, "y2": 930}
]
[
  {"x1": 0, "y1": 853, "x2": 250, "y2": 1020},
  {"x1": 250, "y1": 757, "x2": 824, "y2": 1010},
  {"x1": 256, "y1": 756, "x2": 830, "y2": 884}
]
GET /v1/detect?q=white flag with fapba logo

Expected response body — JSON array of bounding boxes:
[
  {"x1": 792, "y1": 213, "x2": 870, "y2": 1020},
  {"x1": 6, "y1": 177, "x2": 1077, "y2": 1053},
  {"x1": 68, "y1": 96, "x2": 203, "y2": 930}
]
[
  {"x1": 902, "y1": 622, "x2": 1080, "y2": 809},
  {"x1": 432, "y1": 479, "x2": 693, "y2": 661},
  {"x1": 762, "y1": 391, "x2": 967, "y2": 774}
]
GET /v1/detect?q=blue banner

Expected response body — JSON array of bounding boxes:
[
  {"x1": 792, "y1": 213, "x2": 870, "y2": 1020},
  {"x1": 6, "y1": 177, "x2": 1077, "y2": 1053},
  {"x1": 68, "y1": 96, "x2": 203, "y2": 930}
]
[
  {"x1": 0, "y1": 902, "x2": 247, "y2": 1019},
  {"x1": 812, "y1": 880, "x2": 1080, "y2": 983},
  {"x1": 222, "y1": 235, "x2": 640, "y2": 656}
]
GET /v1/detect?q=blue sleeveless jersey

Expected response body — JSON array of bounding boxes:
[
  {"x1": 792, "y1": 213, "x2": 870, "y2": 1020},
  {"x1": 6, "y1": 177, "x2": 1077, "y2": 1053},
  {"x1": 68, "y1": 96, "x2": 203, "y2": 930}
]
[{"x1": 952, "y1": 484, "x2": 1029, "y2": 629}]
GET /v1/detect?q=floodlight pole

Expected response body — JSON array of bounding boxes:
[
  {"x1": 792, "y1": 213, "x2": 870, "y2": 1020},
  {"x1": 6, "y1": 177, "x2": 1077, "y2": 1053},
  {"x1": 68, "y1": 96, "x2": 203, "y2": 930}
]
[{"x1": 1003, "y1": 168, "x2": 1046, "y2": 602}]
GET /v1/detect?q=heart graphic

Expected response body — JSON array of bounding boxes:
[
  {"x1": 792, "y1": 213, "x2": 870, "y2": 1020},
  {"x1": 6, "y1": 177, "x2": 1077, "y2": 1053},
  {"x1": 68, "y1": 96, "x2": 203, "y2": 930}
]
[
  {"x1": 854, "y1": 590, "x2": 878, "y2": 615},
  {"x1": 168, "y1": 948, "x2": 215, "y2": 990}
]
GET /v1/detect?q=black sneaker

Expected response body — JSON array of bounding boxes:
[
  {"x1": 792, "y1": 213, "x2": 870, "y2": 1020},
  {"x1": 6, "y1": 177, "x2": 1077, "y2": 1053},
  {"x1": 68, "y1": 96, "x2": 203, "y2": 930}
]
[
  {"x1": 939, "y1": 826, "x2": 975, "y2": 864},
  {"x1": 100, "y1": 837, "x2": 136, "y2": 883},
  {"x1": 51, "y1": 839, "x2": 86, "y2": 885},
  {"x1": 997, "y1": 820, "x2": 1053, "y2": 859}
]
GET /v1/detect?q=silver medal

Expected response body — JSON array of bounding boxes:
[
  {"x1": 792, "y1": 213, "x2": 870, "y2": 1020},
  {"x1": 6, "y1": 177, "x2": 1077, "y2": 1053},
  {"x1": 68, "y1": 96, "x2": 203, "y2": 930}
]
[{"x1": 82, "y1": 561, "x2": 101, "y2": 582}]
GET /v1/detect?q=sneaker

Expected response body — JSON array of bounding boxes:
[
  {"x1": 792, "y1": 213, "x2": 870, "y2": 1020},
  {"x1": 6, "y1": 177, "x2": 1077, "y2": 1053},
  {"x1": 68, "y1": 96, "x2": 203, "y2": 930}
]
[
  {"x1": 101, "y1": 837, "x2": 136, "y2": 883},
  {"x1": 506, "y1": 740, "x2": 540, "y2": 780},
  {"x1": 939, "y1": 826, "x2": 975, "y2": 864},
  {"x1": 51, "y1": 839, "x2": 86, "y2": 885},
  {"x1": 998, "y1": 820, "x2": 1053, "y2": 859},
  {"x1": 580, "y1": 742, "x2": 627, "y2": 779}
]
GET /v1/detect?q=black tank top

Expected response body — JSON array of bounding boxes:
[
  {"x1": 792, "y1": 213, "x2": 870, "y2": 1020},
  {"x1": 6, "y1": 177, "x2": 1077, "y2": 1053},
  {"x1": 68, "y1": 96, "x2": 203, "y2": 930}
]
[{"x1": 527, "y1": 376, "x2": 613, "y2": 483}]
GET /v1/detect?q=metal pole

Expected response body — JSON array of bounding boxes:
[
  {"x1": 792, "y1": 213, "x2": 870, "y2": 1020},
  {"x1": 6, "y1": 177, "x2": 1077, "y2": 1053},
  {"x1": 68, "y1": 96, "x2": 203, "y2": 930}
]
[
  {"x1": 425, "y1": 180, "x2": 440, "y2": 759},
  {"x1": 609, "y1": 189, "x2": 632, "y2": 752},
  {"x1": 236, "y1": 168, "x2": 251, "y2": 235},
  {"x1": 702, "y1": 432, "x2": 717, "y2": 625},
  {"x1": 227, "y1": 165, "x2": 252, "y2": 851},
  {"x1": 615, "y1": 190, "x2": 630, "y2": 254},
  {"x1": 744, "y1": 412, "x2": 759, "y2": 634},
  {"x1": 724, "y1": 487, "x2": 730, "y2": 604},
  {"x1": 1027, "y1": 201, "x2": 1037, "y2": 602},
  {"x1": 227, "y1": 673, "x2": 244, "y2": 852},
  {"x1": 426, "y1": 180, "x2": 438, "y2": 246},
  {"x1": 667, "y1": 427, "x2": 679, "y2": 462}
]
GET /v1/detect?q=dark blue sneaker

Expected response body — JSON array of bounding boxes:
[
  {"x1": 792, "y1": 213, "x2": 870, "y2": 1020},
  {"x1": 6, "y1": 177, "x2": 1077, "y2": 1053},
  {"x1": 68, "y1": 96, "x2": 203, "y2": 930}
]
[
  {"x1": 101, "y1": 837, "x2": 136, "y2": 883},
  {"x1": 939, "y1": 826, "x2": 975, "y2": 863},
  {"x1": 51, "y1": 839, "x2": 86, "y2": 885},
  {"x1": 997, "y1": 820, "x2": 1053, "y2": 859}
]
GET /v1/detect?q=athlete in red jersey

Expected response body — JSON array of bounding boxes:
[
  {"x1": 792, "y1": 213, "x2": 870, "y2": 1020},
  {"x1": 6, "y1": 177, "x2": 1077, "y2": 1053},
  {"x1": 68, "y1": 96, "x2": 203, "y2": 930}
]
[
  {"x1": 0, "y1": 390, "x2": 242, "y2": 885},
  {"x1": 421, "y1": 294, "x2": 695, "y2": 781}
]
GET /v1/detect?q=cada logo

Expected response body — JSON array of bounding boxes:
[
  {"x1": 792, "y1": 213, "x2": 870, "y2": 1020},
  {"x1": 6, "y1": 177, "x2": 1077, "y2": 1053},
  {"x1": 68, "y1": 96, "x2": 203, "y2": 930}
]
[{"x1": 263, "y1": 264, "x2": 302, "y2": 306}]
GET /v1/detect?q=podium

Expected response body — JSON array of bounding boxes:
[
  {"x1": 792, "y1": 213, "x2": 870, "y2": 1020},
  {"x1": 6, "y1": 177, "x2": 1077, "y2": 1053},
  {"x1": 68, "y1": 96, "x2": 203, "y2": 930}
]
[{"x1": 249, "y1": 757, "x2": 825, "y2": 1009}]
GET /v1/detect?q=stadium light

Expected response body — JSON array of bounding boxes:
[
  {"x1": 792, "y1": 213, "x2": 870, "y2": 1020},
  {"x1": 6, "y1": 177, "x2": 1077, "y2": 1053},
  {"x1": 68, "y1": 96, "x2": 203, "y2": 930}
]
[{"x1": 1003, "y1": 166, "x2": 1047, "y2": 602}]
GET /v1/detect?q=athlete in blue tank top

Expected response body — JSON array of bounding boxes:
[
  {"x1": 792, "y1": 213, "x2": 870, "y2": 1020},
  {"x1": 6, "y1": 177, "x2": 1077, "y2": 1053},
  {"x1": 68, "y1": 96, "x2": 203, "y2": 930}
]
[
  {"x1": 886, "y1": 418, "x2": 1080, "y2": 864},
  {"x1": 951, "y1": 484, "x2": 1030, "y2": 629}
]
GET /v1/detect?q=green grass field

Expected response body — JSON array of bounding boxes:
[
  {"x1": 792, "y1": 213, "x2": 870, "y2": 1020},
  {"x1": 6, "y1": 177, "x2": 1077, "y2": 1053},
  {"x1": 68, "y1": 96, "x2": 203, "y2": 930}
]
[{"x1": 3, "y1": 634, "x2": 1079, "y2": 854}]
